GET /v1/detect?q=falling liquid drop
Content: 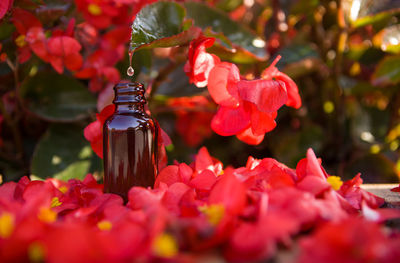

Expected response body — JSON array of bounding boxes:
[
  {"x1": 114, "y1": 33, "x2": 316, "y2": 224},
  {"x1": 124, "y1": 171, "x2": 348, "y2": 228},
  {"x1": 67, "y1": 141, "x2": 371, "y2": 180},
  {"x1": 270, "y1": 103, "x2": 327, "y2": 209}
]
[
  {"x1": 127, "y1": 49, "x2": 134, "y2": 77},
  {"x1": 127, "y1": 66, "x2": 135, "y2": 76}
]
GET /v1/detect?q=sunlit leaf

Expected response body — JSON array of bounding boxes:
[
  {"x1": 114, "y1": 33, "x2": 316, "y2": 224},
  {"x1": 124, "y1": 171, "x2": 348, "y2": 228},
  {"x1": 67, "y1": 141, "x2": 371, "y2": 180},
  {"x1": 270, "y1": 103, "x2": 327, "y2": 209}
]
[
  {"x1": 373, "y1": 24, "x2": 400, "y2": 54},
  {"x1": 342, "y1": 0, "x2": 400, "y2": 28},
  {"x1": 31, "y1": 124, "x2": 102, "y2": 180},
  {"x1": 371, "y1": 55, "x2": 400, "y2": 86},
  {"x1": 184, "y1": 1, "x2": 268, "y2": 62},
  {"x1": 19, "y1": 72, "x2": 96, "y2": 122},
  {"x1": 130, "y1": 2, "x2": 200, "y2": 51}
]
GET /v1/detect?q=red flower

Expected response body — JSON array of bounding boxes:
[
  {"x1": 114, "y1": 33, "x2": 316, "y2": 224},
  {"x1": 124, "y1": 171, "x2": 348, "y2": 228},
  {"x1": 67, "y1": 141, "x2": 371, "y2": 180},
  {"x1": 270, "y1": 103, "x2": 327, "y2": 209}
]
[
  {"x1": 75, "y1": 0, "x2": 121, "y2": 29},
  {"x1": 11, "y1": 10, "x2": 83, "y2": 72},
  {"x1": 184, "y1": 36, "x2": 221, "y2": 88},
  {"x1": 168, "y1": 96, "x2": 215, "y2": 147},
  {"x1": 298, "y1": 217, "x2": 400, "y2": 263},
  {"x1": 261, "y1": 55, "x2": 302, "y2": 109},
  {"x1": 208, "y1": 62, "x2": 288, "y2": 145},
  {"x1": 75, "y1": 49, "x2": 121, "y2": 92}
]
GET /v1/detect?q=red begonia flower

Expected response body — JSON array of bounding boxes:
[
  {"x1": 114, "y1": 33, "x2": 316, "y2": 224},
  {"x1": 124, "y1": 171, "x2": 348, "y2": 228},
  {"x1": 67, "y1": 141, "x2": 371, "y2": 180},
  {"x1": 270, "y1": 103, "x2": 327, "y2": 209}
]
[
  {"x1": 184, "y1": 36, "x2": 221, "y2": 88},
  {"x1": 208, "y1": 61, "x2": 288, "y2": 145},
  {"x1": 75, "y1": 0, "x2": 120, "y2": 29},
  {"x1": 261, "y1": 55, "x2": 302, "y2": 109}
]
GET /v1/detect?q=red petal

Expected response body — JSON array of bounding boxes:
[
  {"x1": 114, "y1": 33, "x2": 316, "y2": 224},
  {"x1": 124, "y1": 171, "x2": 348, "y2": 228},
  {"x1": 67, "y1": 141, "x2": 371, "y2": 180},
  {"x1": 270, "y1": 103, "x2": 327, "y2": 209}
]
[
  {"x1": 209, "y1": 171, "x2": 247, "y2": 215},
  {"x1": 65, "y1": 52, "x2": 83, "y2": 71},
  {"x1": 190, "y1": 170, "x2": 217, "y2": 190},
  {"x1": 211, "y1": 105, "x2": 250, "y2": 136},
  {"x1": 244, "y1": 102, "x2": 277, "y2": 135},
  {"x1": 97, "y1": 104, "x2": 115, "y2": 124},
  {"x1": 207, "y1": 62, "x2": 240, "y2": 107},
  {"x1": 75, "y1": 67, "x2": 97, "y2": 79},
  {"x1": 274, "y1": 72, "x2": 301, "y2": 109},
  {"x1": 155, "y1": 165, "x2": 179, "y2": 188},
  {"x1": 236, "y1": 127, "x2": 265, "y2": 145},
  {"x1": 50, "y1": 56, "x2": 64, "y2": 74},
  {"x1": 11, "y1": 8, "x2": 42, "y2": 35},
  {"x1": 195, "y1": 147, "x2": 214, "y2": 172},
  {"x1": 306, "y1": 148, "x2": 327, "y2": 179},
  {"x1": 83, "y1": 120, "x2": 102, "y2": 142},
  {"x1": 48, "y1": 36, "x2": 81, "y2": 56},
  {"x1": 237, "y1": 79, "x2": 287, "y2": 113}
]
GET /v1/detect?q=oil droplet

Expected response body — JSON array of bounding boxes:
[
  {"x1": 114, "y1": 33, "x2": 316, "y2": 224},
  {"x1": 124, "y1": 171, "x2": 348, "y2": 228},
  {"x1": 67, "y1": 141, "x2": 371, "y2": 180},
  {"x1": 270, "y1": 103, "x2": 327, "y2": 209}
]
[
  {"x1": 127, "y1": 66, "x2": 134, "y2": 76},
  {"x1": 127, "y1": 49, "x2": 134, "y2": 77}
]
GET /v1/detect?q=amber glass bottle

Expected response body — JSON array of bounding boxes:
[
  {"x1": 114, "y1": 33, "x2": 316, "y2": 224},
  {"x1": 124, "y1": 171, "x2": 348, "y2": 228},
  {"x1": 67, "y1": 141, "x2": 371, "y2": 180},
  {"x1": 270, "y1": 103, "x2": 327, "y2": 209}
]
[{"x1": 103, "y1": 82, "x2": 158, "y2": 201}]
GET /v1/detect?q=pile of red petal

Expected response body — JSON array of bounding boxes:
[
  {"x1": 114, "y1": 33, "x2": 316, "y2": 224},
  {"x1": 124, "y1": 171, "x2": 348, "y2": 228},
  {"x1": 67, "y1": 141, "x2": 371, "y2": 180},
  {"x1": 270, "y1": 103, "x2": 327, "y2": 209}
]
[
  {"x1": 1, "y1": 147, "x2": 400, "y2": 263},
  {"x1": 184, "y1": 36, "x2": 301, "y2": 145}
]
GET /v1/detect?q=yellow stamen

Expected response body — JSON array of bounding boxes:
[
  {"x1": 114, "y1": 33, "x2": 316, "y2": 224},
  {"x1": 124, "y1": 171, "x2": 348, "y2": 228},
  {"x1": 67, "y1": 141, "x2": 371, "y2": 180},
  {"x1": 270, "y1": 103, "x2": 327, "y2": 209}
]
[
  {"x1": 37, "y1": 207, "x2": 57, "y2": 223},
  {"x1": 327, "y1": 176, "x2": 343, "y2": 191},
  {"x1": 58, "y1": 186, "x2": 68, "y2": 194},
  {"x1": 28, "y1": 242, "x2": 45, "y2": 263},
  {"x1": 0, "y1": 212, "x2": 15, "y2": 238},
  {"x1": 152, "y1": 233, "x2": 178, "y2": 258},
  {"x1": 15, "y1": 35, "x2": 27, "y2": 47},
  {"x1": 97, "y1": 220, "x2": 112, "y2": 231},
  {"x1": 50, "y1": 197, "x2": 62, "y2": 208},
  {"x1": 198, "y1": 204, "x2": 225, "y2": 225},
  {"x1": 88, "y1": 4, "x2": 102, "y2": 15}
]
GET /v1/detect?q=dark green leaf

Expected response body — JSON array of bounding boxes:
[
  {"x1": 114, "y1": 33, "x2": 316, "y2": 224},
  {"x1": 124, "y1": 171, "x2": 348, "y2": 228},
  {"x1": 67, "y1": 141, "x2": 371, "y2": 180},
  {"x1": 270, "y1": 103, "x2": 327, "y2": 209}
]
[
  {"x1": 275, "y1": 44, "x2": 319, "y2": 68},
  {"x1": 184, "y1": 1, "x2": 267, "y2": 61},
  {"x1": 0, "y1": 22, "x2": 15, "y2": 40},
  {"x1": 372, "y1": 55, "x2": 400, "y2": 86},
  {"x1": 130, "y1": 2, "x2": 200, "y2": 51},
  {"x1": 31, "y1": 124, "x2": 102, "y2": 180},
  {"x1": 19, "y1": 72, "x2": 96, "y2": 122},
  {"x1": 290, "y1": 0, "x2": 319, "y2": 15}
]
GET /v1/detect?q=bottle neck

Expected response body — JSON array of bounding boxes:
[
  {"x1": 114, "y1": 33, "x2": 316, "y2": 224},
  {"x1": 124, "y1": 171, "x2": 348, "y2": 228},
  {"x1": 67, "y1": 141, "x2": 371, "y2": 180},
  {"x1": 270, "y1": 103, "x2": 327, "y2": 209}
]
[
  {"x1": 115, "y1": 103, "x2": 144, "y2": 113},
  {"x1": 113, "y1": 82, "x2": 146, "y2": 114}
]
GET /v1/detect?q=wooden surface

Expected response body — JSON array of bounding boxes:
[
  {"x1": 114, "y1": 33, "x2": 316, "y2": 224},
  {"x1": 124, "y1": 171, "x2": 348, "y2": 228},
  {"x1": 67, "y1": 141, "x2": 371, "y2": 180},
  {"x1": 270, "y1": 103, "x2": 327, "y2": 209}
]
[{"x1": 361, "y1": 184, "x2": 400, "y2": 208}]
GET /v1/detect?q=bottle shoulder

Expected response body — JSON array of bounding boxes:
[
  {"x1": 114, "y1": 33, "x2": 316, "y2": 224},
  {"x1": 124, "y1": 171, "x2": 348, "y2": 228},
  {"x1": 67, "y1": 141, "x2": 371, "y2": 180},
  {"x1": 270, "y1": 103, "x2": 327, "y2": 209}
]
[{"x1": 104, "y1": 113, "x2": 156, "y2": 131}]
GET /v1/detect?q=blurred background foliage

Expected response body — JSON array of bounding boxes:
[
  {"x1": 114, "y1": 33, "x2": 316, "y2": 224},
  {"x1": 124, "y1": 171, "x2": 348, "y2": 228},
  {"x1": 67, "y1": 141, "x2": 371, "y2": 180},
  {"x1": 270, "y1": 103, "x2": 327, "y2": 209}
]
[{"x1": 0, "y1": 0, "x2": 400, "y2": 183}]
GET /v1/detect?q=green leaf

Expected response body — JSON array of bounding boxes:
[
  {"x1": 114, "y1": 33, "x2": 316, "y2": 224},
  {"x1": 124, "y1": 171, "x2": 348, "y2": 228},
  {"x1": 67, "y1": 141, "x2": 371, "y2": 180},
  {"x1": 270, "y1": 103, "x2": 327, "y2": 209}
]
[
  {"x1": 184, "y1": 1, "x2": 267, "y2": 62},
  {"x1": 215, "y1": 0, "x2": 243, "y2": 12},
  {"x1": 31, "y1": 124, "x2": 102, "y2": 180},
  {"x1": 342, "y1": 0, "x2": 400, "y2": 28},
  {"x1": 374, "y1": 24, "x2": 400, "y2": 54},
  {"x1": 0, "y1": 22, "x2": 15, "y2": 40},
  {"x1": 275, "y1": 44, "x2": 319, "y2": 68},
  {"x1": 290, "y1": 0, "x2": 319, "y2": 16},
  {"x1": 19, "y1": 72, "x2": 96, "y2": 122},
  {"x1": 130, "y1": 2, "x2": 200, "y2": 51},
  {"x1": 372, "y1": 55, "x2": 400, "y2": 86}
]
